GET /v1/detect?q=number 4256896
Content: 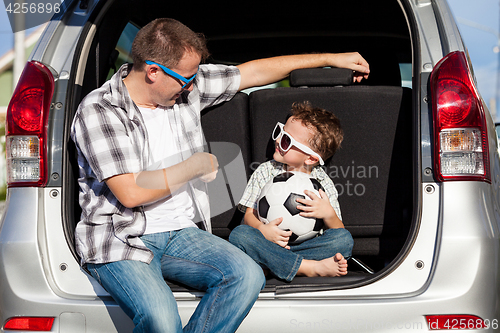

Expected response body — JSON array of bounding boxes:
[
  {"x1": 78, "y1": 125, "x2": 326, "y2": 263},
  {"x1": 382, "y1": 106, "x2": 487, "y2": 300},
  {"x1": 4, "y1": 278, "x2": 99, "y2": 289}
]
[{"x1": 5, "y1": 2, "x2": 60, "y2": 14}]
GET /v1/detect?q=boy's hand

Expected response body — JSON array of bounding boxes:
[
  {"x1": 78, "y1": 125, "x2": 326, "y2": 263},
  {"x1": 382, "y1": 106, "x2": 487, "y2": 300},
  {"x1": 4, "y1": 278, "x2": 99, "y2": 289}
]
[
  {"x1": 258, "y1": 217, "x2": 292, "y2": 249},
  {"x1": 296, "y1": 189, "x2": 337, "y2": 223}
]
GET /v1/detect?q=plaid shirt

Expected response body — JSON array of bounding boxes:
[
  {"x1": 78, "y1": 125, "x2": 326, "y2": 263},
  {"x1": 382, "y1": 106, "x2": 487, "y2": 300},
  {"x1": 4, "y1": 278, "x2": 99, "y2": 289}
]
[
  {"x1": 238, "y1": 160, "x2": 342, "y2": 221},
  {"x1": 71, "y1": 63, "x2": 240, "y2": 265}
]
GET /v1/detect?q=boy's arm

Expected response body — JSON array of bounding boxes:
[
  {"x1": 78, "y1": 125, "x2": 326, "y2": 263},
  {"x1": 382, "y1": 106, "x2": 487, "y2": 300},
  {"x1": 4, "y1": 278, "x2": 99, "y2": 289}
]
[
  {"x1": 323, "y1": 209, "x2": 345, "y2": 230},
  {"x1": 243, "y1": 207, "x2": 264, "y2": 229},
  {"x1": 244, "y1": 207, "x2": 292, "y2": 249}
]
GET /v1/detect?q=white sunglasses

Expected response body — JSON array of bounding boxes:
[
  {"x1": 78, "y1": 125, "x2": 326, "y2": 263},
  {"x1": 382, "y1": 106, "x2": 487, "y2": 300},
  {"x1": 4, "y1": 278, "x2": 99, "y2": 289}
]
[{"x1": 272, "y1": 122, "x2": 325, "y2": 165}]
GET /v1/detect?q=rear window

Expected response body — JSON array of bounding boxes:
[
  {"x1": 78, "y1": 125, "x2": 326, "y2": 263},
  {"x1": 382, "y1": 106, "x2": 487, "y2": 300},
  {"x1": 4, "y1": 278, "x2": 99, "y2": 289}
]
[
  {"x1": 106, "y1": 22, "x2": 139, "y2": 80},
  {"x1": 106, "y1": 21, "x2": 411, "y2": 88}
]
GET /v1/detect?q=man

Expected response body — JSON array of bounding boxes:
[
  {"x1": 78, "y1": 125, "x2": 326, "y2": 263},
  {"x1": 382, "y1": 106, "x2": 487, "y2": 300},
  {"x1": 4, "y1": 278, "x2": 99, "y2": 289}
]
[{"x1": 71, "y1": 18, "x2": 369, "y2": 333}]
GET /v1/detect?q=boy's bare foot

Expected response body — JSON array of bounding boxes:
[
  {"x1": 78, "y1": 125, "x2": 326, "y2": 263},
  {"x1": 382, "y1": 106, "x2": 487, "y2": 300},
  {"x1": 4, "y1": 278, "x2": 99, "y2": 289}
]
[{"x1": 297, "y1": 253, "x2": 348, "y2": 277}]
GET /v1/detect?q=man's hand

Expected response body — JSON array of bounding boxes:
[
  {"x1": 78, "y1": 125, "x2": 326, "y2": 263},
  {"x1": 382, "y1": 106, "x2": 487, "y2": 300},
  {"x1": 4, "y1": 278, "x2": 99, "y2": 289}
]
[
  {"x1": 329, "y1": 52, "x2": 370, "y2": 82},
  {"x1": 189, "y1": 152, "x2": 219, "y2": 182}
]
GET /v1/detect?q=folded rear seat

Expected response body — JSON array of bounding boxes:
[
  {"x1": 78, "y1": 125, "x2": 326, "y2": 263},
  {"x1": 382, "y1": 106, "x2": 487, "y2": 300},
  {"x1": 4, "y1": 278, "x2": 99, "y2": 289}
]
[
  {"x1": 201, "y1": 92, "x2": 251, "y2": 237},
  {"x1": 248, "y1": 68, "x2": 413, "y2": 267}
]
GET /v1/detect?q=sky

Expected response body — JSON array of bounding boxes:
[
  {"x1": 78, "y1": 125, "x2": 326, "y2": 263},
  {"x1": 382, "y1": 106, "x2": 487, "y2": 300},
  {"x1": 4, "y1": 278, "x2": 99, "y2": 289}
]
[
  {"x1": 0, "y1": 0, "x2": 499, "y2": 118},
  {"x1": 448, "y1": 0, "x2": 500, "y2": 119}
]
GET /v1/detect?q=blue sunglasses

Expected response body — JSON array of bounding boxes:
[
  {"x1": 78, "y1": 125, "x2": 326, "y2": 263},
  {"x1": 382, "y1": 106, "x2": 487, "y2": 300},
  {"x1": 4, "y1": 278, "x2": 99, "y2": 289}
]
[{"x1": 145, "y1": 60, "x2": 198, "y2": 88}]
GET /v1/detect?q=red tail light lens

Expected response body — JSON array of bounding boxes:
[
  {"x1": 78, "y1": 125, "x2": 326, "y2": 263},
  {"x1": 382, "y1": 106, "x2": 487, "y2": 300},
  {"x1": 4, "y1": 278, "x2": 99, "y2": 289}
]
[
  {"x1": 4, "y1": 316, "x2": 55, "y2": 331},
  {"x1": 6, "y1": 61, "x2": 54, "y2": 187},
  {"x1": 431, "y1": 51, "x2": 490, "y2": 182}
]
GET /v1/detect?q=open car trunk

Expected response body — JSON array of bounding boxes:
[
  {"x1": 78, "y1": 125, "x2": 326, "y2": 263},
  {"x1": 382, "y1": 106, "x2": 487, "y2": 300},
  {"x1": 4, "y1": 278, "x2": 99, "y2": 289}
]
[{"x1": 63, "y1": 0, "x2": 416, "y2": 293}]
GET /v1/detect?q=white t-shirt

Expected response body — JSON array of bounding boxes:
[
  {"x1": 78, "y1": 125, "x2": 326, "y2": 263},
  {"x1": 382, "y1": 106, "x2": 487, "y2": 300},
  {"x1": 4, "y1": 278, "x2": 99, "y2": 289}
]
[{"x1": 139, "y1": 105, "x2": 197, "y2": 234}]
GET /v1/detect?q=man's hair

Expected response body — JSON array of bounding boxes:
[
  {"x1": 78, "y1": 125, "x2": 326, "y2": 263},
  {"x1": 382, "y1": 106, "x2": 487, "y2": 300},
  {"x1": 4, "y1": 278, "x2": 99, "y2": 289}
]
[
  {"x1": 131, "y1": 18, "x2": 210, "y2": 70},
  {"x1": 290, "y1": 101, "x2": 344, "y2": 161}
]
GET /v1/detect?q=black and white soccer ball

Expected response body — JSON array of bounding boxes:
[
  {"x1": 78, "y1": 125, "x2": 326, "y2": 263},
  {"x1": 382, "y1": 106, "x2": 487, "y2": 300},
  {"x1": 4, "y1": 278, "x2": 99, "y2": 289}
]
[{"x1": 257, "y1": 171, "x2": 325, "y2": 244}]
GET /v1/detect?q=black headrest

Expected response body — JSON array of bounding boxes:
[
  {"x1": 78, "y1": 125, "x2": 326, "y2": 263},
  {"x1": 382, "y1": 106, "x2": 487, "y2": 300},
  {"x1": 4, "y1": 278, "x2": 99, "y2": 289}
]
[{"x1": 289, "y1": 68, "x2": 353, "y2": 87}]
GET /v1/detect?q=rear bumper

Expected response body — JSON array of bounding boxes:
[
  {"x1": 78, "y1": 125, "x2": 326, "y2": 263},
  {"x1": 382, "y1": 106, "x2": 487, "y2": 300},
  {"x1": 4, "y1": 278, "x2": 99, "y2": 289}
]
[{"x1": 0, "y1": 182, "x2": 498, "y2": 332}]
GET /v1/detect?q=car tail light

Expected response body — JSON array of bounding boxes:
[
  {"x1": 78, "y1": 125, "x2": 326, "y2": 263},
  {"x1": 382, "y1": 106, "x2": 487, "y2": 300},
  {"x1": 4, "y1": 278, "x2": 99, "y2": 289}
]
[
  {"x1": 6, "y1": 61, "x2": 54, "y2": 187},
  {"x1": 426, "y1": 315, "x2": 488, "y2": 330},
  {"x1": 431, "y1": 51, "x2": 490, "y2": 182},
  {"x1": 3, "y1": 317, "x2": 54, "y2": 331}
]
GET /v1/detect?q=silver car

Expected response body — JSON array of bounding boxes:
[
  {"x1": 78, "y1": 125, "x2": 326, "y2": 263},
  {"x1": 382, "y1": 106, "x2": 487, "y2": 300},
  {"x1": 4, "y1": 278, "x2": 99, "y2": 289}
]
[{"x1": 2, "y1": 0, "x2": 499, "y2": 331}]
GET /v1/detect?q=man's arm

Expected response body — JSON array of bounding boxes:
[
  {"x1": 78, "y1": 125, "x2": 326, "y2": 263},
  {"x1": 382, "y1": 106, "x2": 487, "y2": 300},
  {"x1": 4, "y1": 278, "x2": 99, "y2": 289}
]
[
  {"x1": 236, "y1": 52, "x2": 370, "y2": 91},
  {"x1": 106, "y1": 152, "x2": 218, "y2": 208},
  {"x1": 106, "y1": 172, "x2": 168, "y2": 209}
]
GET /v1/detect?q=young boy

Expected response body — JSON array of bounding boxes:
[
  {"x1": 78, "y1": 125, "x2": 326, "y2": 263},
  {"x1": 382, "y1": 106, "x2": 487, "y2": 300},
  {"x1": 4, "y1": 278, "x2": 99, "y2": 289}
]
[{"x1": 229, "y1": 101, "x2": 354, "y2": 282}]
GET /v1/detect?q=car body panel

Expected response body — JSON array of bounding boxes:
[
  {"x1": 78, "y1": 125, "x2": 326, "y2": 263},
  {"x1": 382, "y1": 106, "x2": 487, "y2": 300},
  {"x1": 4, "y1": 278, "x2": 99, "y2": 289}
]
[{"x1": 1, "y1": 0, "x2": 499, "y2": 331}]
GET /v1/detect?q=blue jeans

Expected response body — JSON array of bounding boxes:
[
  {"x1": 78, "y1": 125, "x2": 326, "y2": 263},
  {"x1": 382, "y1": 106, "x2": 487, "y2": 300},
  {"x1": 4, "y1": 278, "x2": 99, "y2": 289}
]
[
  {"x1": 229, "y1": 225, "x2": 353, "y2": 282},
  {"x1": 87, "y1": 227, "x2": 265, "y2": 333}
]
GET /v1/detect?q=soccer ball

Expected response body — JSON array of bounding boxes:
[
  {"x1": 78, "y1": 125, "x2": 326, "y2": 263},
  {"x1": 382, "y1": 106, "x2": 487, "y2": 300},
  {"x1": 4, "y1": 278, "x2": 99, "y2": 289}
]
[{"x1": 257, "y1": 171, "x2": 325, "y2": 244}]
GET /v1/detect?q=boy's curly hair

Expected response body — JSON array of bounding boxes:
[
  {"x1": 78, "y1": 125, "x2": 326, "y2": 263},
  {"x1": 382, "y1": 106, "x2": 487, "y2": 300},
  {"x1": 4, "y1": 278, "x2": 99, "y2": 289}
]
[{"x1": 290, "y1": 101, "x2": 344, "y2": 161}]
